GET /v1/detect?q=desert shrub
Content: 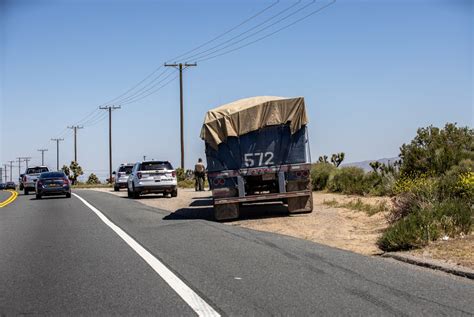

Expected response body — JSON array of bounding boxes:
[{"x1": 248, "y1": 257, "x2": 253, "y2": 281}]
[
  {"x1": 86, "y1": 173, "x2": 101, "y2": 185},
  {"x1": 310, "y1": 163, "x2": 336, "y2": 190},
  {"x1": 378, "y1": 198, "x2": 472, "y2": 251},
  {"x1": 362, "y1": 172, "x2": 396, "y2": 196},
  {"x1": 399, "y1": 123, "x2": 473, "y2": 177},
  {"x1": 176, "y1": 168, "x2": 186, "y2": 182},
  {"x1": 327, "y1": 166, "x2": 366, "y2": 195}
]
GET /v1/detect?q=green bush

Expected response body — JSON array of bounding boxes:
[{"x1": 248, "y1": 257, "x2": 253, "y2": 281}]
[
  {"x1": 378, "y1": 198, "x2": 472, "y2": 251},
  {"x1": 399, "y1": 123, "x2": 473, "y2": 177},
  {"x1": 310, "y1": 163, "x2": 336, "y2": 190},
  {"x1": 327, "y1": 166, "x2": 366, "y2": 195}
]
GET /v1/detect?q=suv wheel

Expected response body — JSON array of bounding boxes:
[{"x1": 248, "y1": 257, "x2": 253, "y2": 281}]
[
  {"x1": 24, "y1": 189, "x2": 29, "y2": 195},
  {"x1": 171, "y1": 189, "x2": 178, "y2": 197},
  {"x1": 35, "y1": 194, "x2": 41, "y2": 199},
  {"x1": 114, "y1": 185, "x2": 119, "y2": 192},
  {"x1": 132, "y1": 184, "x2": 140, "y2": 199}
]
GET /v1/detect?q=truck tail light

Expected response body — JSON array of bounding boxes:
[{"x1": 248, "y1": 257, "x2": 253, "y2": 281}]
[{"x1": 137, "y1": 172, "x2": 142, "y2": 179}]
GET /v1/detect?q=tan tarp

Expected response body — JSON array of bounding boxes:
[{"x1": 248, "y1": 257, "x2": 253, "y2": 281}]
[{"x1": 200, "y1": 96, "x2": 308, "y2": 149}]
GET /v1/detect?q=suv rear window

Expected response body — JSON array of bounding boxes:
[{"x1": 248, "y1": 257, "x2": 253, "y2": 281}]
[
  {"x1": 118, "y1": 166, "x2": 133, "y2": 174},
  {"x1": 40, "y1": 172, "x2": 65, "y2": 179},
  {"x1": 140, "y1": 162, "x2": 173, "y2": 171},
  {"x1": 27, "y1": 167, "x2": 49, "y2": 174}
]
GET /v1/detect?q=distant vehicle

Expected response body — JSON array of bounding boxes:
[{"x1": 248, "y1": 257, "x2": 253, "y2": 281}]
[
  {"x1": 5, "y1": 182, "x2": 16, "y2": 190},
  {"x1": 113, "y1": 163, "x2": 134, "y2": 191},
  {"x1": 0, "y1": 183, "x2": 5, "y2": 190},
  {"x1": 19, "y1": 174, "x2": 24, "y2": 190},
  {"x1": 35, "y1": 171, "x2": 71, "y2": 199},
  {"x1": 201, "y1": 96, "x2": 313, "y2": 220},
  {"x1": 127, "y1": 161, "x2": 177, "y2": 199},
  {"x1": 23, "y1": 166, "x2": 50, "y2": 195}
]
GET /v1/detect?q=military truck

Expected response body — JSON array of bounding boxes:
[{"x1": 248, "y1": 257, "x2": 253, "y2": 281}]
[{"x1": 200, "y1": 96, "x2": 313, "y2": 220}]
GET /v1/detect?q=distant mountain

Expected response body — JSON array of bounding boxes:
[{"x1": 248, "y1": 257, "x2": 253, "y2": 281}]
[{"x1": 341, "y1": 157, "x2": 399, "y2": 172}]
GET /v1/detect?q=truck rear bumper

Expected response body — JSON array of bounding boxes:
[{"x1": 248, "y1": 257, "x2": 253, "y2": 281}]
[{"x1": 214, "y1": 190, "x2": 311, "y2": 205}]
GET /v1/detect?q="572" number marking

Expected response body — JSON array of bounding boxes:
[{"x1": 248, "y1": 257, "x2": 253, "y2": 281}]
[{"x1": 244, "y1": 152, "x2": 274, "y2": 167}]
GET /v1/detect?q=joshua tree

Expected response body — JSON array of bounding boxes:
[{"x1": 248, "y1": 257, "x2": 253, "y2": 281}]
[
  {"x1": 330, "y1": 152, "x2": 345, "y2": 167},
  {"x1": 318, "y1": 155, "x2": 329, "y2": 163},
  {"x1": 369, "y1": 161, "x2": 381, "y2": 173}
]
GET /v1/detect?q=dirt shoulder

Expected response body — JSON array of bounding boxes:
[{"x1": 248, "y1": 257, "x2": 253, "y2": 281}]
[{"x1": 86, "y1": 188, "x2": 473, "y2": 270}]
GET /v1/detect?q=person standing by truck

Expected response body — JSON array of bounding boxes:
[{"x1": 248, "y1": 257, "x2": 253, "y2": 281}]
[{"x1": 194, "y1": 158, "x2": 206, "y2": 191}]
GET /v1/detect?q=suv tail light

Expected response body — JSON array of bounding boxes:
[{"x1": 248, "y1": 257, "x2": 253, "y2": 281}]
[
  {"x1": 171, "y1": 171, "x2": 176, "y2": 178},
  {"x1": 63, "y1": 178, "x2": 69, "y2": 185},
  {"x1": 137, "y1": 172, "x2": 142, "y2": 179},
  {"x1": 23, "y1": 176, "x2": 27, "y2": 182},
  {"x1": 37, "y1": 180, "x2": 43, "y2": 187}
]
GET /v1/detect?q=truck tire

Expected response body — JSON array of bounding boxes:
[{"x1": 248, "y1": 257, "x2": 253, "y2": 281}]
[
  {"x1": 114, "y1": 185, "x2": 119, "y2": 192},
  {"x1": 24, "y1": 189, "x2": 29, "y2": 195},
  {"x1": 214, "y1": 203, "x2": 239, "y2": 221},
  {"x1": 288, "y1": 194, "x2": 313, "y2": 214},
  {"x1": 35, "y1": 194, "x2": 41, "y2": 199},
  {"x1": 66, "y1": 192, "x2": 71, "y2": 198}
]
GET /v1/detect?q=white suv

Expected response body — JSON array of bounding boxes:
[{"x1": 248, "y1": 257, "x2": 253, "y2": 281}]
[
  {"x1": 127, "y1": 161, "x2": 178, "y2": 198},
  {"x1": 113, "y1": 163, "x2": 134, "y2": 191}
]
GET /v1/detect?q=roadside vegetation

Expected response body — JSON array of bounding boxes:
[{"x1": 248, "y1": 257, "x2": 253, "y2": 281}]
[
  {"x1": 312, "y1": 123, "x2": 473, "y2": 252},
  {"x1": 323, "y1": 198, "x2": 389, "y2": 216}
]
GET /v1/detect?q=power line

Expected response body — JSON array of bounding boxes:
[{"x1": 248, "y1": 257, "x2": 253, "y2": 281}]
[
  {"x1": 119, "y1": 73, "x2": 179, "y2": 106},
  {"x1": 183, "y1": 0, "x2": 305, "y2": 62},
  {"x1": 168, "y1": 0, "x2": 280, "y2": 62},
  {"x1": 197, "y1": 0, "x2": 336, "y2": 62}
]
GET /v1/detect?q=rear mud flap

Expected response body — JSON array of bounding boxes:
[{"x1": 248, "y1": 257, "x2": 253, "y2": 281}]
[
  {"x1": 287, "y1": 194, "x2": 313, "y2": 214},
  {"x1": 214, "y1": 203, "x2": 240, "y2": 221}
]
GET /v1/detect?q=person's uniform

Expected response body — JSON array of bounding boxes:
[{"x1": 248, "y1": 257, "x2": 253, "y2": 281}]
[{"x1": 194, "y1": 162, "x2": 206, "y2": 191}]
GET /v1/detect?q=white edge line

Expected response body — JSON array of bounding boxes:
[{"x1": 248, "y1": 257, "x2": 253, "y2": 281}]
[{"x1": 72, "y1": 193, "x2": 220, "y2": 317}]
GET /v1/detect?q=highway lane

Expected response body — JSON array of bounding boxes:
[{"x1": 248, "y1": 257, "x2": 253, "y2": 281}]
[{"x1": 1, "y1": 189, "x2": 473, "y2": 316}]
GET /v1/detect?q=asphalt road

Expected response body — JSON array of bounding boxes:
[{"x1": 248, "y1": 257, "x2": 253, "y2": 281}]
[{"x1": 1, "y1": 189, "x2": 473, "y2": 316}]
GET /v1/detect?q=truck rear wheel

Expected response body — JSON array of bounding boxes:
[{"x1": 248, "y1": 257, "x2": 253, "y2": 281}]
[
  {"x1": 24, "y1": 189, "x2": 29, "y2": 195},
  {"x1": 288, "y1": 194, "x2": 313, "y2": 214},
  {"x1": 214, "y1": 203, "x2": 239, "y2": 221}
]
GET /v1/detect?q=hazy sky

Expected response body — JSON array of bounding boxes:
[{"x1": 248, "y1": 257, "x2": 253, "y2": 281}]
[{"x1": 1, "y1": 0, "x2": 472, "y2": 181}]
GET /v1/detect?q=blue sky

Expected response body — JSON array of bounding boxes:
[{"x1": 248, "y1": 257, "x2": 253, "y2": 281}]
[{"x1": 1, "y1": 0, "x2": 472, "y2": 181}]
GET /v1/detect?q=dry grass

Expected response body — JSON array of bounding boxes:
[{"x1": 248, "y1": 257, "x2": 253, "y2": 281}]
[
  {"x1": 408, "y1": 234, "x2": 474, "y2": 269},
  {"x1": 323, "y1": 198, "x2": 390, "y2": 216}
]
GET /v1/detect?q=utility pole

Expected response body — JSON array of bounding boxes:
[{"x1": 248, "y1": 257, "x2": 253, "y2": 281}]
[
  {"x1": 143, "y1": 155, "x2": 146, "y2": 161},
  {"x1": 24, "y1": 157, "x2": 31, "y2": 169},
  {"x1": 99, "y1": 105, "x2": 121, "y2": 183},
  {"x1": 8, "y1": 160, "x2": 14, "y2": 182},
  {"x1": 51, "y1": 138, "x2": 64, "y2": 171},
  {"x1": 17, "y1": 158, "x2": 22, "y2": 177},
  {"x1": 37, "y1": 149, "x2": 48, "y2": 166},
  {"x1": 67, "y1": 125, "x2": 83, "y2": 162},
  {"x1": 3, "y1": 164, "x2": 7, "y2": 182},
  {"x1": 164, "y1": 62, "x2": 197, "y2": 169}
]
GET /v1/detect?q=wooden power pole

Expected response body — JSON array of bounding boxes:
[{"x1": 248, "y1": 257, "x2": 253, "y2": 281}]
[
  {"x1": 67, "y1": 125, "x2": 83, "y2": 163},
  {"x1": 164, "y1": 62, "x2": 197, "y2": 169},
  {"x1": 99, "y1": 105, "x2": 121, "y2": 183}
]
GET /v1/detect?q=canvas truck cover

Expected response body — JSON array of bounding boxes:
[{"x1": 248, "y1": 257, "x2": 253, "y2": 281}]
[
  {"x1": 200, "y1": 96, "x2": 308, "y2": 150},
  {"x1": 201, "y1": 96, "x2": 309, "y2": 172}
]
